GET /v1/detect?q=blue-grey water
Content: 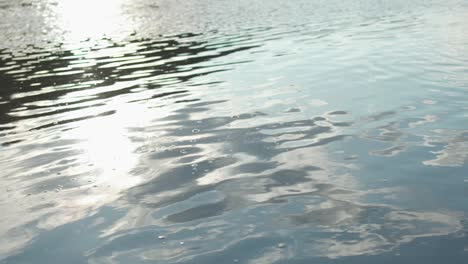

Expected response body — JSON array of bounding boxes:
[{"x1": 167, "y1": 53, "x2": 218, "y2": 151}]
[{"x1": 1, "y1": 0, "x2": 468, "y2": 263}]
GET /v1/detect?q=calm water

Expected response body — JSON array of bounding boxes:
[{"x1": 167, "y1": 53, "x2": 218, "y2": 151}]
[{"x1": 1, "y1": 0, "x2": 468, "y2": 263}]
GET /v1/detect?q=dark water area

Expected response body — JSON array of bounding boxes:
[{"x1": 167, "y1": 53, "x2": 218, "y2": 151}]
[{"x1": 1, "y1": 0, "x2": 468, "y2": 263}]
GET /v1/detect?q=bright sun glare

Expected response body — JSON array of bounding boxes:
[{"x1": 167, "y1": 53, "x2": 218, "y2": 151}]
[{"x1": 56, "y1": 0, "x2": 127, "y2": 41}]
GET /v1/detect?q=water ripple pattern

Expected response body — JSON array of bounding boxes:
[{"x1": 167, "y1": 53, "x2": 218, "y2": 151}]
[{"x1": 1, "y1": 0, "x2": 468, "y2": 263}]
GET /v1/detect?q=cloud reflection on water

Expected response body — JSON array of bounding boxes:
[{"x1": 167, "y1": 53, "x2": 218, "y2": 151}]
[{"x1": 1, "y1": 0, "x2": 468, "y2": 263}]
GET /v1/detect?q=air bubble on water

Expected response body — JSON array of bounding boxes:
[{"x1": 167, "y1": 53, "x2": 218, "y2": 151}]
[{"x1": 422, "y1": 99, "x2": 437, "y2": 105}]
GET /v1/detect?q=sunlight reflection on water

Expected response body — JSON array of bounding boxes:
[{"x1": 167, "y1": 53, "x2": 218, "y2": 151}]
[{"x1": 0, "y1": 0, "x2": 468, "y2": 263}]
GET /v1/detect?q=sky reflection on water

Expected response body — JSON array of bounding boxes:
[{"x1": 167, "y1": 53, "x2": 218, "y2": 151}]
[{"x1": 1, "y1": 0, "x2": 468, "y2": 263}]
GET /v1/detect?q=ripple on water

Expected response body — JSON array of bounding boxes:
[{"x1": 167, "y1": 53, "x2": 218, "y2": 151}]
[{"x1": 1, "y1": 0, "x2": 468, "y2": 263}]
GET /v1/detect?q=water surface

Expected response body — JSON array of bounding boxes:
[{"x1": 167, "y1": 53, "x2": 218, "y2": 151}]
[{"x1": 1, "y1": 0, "x2": 468, "y2": 263}]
